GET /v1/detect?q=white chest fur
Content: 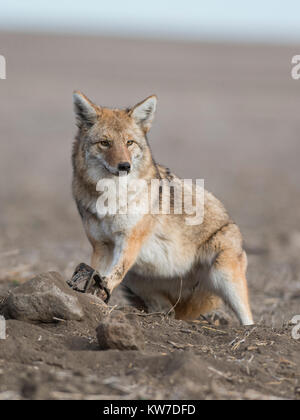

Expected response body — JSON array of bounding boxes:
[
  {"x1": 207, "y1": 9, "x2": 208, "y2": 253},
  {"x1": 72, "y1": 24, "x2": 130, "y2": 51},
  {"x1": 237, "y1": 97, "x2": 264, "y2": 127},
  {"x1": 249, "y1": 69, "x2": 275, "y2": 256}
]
[
  {"x1": 100, "y1": 213, "x2": 143, "y2": 237},
  {"x1": 134, "y1": 228, "x2": 195, "y2": 278}
]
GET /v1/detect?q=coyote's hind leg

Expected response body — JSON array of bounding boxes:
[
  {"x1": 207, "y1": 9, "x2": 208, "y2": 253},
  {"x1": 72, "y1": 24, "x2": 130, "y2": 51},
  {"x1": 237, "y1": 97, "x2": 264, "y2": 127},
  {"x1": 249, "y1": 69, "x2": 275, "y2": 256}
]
[{"x1": 209, "y1": 250, "x2": 254, "y2": 326}]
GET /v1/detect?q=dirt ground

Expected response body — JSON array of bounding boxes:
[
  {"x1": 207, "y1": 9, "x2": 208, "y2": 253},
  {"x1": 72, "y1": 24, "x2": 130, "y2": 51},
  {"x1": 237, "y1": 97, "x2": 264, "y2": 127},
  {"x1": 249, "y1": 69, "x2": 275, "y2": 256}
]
[{"x1": 0, "y1": 32, "x2": 299, "y2": 400}]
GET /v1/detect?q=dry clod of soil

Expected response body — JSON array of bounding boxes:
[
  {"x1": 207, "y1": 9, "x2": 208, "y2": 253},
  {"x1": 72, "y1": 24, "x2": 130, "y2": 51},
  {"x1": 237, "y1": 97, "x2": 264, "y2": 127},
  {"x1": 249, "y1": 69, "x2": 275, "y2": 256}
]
[
  {"x1": 96, "y1": 311, "x2": 144, "y2": 351},
  {"x1": 2, "y1": 272, "x2": 84, "y2": 323}
]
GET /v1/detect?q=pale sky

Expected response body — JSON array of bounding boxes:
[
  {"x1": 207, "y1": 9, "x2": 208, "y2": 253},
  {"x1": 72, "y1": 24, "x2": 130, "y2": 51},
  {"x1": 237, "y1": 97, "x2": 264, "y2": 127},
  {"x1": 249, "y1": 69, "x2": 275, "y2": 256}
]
[{"x1": 0, "y1": 0, "x2": 300, "y2": 43}]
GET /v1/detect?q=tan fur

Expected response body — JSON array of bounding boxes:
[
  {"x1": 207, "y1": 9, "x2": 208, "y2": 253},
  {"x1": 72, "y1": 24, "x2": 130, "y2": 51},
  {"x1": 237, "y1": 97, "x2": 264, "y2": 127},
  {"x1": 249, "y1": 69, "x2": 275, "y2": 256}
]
[{"x1": 72, "y1": 92, "x2": 254, "y2": 325}]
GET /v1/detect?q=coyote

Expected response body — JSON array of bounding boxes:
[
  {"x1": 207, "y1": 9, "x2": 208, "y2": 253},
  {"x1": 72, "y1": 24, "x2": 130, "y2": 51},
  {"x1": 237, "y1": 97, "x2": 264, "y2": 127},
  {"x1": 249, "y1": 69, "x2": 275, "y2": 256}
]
[{"x1": 72, "y1": 92, "x2": 254, "y2": 325}]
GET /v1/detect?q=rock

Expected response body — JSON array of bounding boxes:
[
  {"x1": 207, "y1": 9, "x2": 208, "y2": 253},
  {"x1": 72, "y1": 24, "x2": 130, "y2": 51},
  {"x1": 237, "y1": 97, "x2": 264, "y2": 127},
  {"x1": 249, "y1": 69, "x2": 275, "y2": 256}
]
[
  {"x1": 96, "y1": 311, "x2": 144, "y2": 351},
  {"x1": 4, "y1": 272, "x2": 84, "y2": 323}
]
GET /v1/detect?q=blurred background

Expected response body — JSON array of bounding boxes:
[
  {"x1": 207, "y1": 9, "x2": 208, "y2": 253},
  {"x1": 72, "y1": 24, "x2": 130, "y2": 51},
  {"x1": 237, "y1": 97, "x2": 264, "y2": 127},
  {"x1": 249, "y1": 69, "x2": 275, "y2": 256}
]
[{"x1": 0, "y1": 1, "x2": 300, "y2": 323}]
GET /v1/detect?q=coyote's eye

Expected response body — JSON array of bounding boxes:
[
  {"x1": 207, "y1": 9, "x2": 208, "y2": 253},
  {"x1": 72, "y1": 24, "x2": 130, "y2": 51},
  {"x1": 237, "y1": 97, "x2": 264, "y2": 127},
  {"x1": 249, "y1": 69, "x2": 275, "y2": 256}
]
[
  {"x1": 127, "y1": 140, "x2": 134, "y2": 147},
  {"x1": 100, "y1": 140, "x2": 110, "y2": 148}
]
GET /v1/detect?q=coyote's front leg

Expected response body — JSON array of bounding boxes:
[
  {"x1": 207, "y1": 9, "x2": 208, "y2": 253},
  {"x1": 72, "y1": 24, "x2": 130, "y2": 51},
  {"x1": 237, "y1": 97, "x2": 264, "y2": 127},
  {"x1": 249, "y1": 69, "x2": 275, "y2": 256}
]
[{"x1": 99, "y1": 218, "x2": 153, "y2": 294}]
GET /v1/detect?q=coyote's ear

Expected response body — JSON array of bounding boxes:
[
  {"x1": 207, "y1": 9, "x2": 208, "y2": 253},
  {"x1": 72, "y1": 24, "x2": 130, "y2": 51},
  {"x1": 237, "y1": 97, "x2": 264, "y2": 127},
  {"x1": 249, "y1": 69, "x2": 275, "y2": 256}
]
[
  {"x1": 130, "y1": 95, "x2": 157, "y2": 132},
  {"x1": 73, "y1": 91, "x2": 98, "y2": 127}
]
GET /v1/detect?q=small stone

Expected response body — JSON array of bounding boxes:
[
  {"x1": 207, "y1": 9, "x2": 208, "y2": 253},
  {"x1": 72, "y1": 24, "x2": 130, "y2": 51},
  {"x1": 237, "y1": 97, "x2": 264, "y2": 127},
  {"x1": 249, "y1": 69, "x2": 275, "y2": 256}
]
[
  {"x1": 4, "y1": 272, "x2": 84, "y2": 323},
  {"x1": 96, "y1": 311, "x2": 144, "y2": 351}
]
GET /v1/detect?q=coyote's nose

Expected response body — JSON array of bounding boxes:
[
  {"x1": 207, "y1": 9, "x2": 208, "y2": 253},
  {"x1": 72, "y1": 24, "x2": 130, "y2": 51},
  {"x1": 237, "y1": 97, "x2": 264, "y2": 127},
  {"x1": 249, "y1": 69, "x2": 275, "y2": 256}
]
[{"x1": 118, "y1": 162, "x2": 131, "y2": 173}]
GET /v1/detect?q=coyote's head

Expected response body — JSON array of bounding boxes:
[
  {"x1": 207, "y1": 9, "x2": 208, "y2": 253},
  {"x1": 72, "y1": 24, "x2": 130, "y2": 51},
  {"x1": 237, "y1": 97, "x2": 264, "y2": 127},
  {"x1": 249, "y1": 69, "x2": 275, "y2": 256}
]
[{"x1": 73, "y1": 92, "x2": 157, "y2": 180}]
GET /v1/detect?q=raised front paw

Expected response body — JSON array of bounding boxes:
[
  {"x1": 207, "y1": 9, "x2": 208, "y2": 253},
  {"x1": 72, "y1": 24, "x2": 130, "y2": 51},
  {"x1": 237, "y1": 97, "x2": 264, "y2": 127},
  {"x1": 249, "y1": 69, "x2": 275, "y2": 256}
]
[{"x1": 67, "y1": 262, "x2": 110, "y2": 303}]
